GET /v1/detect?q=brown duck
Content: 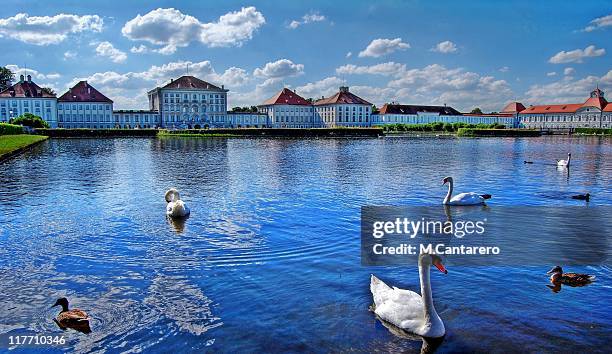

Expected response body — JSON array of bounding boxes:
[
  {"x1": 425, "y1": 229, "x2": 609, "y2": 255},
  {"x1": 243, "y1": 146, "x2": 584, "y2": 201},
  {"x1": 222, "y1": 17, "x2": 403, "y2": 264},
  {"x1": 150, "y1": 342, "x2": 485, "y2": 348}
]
[
  {"x1": 547, "y1": 266, "x2": 595, "y2": 286},
  {"x1": 52, "y1": 297, "x2": 91, "y2": 333}
]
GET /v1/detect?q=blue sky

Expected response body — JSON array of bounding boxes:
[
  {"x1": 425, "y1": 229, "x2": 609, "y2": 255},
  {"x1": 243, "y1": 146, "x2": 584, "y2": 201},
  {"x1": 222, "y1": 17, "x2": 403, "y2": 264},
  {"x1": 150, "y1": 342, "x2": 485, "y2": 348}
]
[{"x1": 1, "y1": 0, "x2": 610, "y2": 111}]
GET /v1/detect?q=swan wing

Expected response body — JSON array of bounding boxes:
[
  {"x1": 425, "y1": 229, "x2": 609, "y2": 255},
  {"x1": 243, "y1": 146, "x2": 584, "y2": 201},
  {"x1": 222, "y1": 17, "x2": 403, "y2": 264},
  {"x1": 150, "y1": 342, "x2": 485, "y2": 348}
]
[
  {"x1": 450, "y1": 192, "x2": 485, "y2": 205},
  {"x1": 371, "y1": 275, "x2": 424, "y2": 330}
]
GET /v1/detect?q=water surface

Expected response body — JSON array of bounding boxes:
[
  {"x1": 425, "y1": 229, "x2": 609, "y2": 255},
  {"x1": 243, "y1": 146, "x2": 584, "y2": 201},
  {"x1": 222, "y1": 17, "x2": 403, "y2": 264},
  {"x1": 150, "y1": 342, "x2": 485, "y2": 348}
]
[{"x1": 0, "y1": 136, "x2": 610, "y2": 353}]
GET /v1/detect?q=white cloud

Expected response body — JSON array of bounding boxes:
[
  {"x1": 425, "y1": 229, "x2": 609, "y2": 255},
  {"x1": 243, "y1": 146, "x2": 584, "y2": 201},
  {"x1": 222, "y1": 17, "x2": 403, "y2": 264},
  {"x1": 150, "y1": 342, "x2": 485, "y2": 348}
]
[
  {"x1": 431, "y1": 40, "x2": 458, "y2": 54},
  {"x1": 122, "y1": 7, "x2": 265, "y2": 54},
  {"x1": 582, "y1": 14, "x2": 612, "y2": 32},
  {"x1": 288, "y1": 12, "x2": 326, "y2": 29},
  {"x1": 296, "y1": 76, "x2": 345, "y2": 98},
  {"x1": 564, "y1": 67, "x2": 575, "y2": 76},
  {"x1": 130, "y1": 44, "x2": 149, "y2": 54},
  {"x1": 346, "y1": 52, "x2": 352, "y2": 58},
  {"x1": 93, "y1": 41, "x2": 127, "y2": 63},
  {"x1": 525, "y1": 70, "x2": 612, "y2": 104},
  {"x1": 63, "y1": 50, "x2": 77, "y2": 60},
  {"x1": 547, "y1": 72, "x2": 557, "y2": 76},
  {"x1": 358, "y1": 38, "x2": 410, "y2": 58},
  {"x1": 76, "y1": 60, "x2": 255, "y2": 109},
  {"x1": 336, "y1": 62, "x2": 406, "y2": 76},
  {"x1": 0, "y1": 13, "x2": 103, "y2": 45},
  {"x1": 548, "y1": 45, "x2": 605, "y2": 64},
  {"x1": 6, "y1": 64, "x2": 61, "y2": 81},
  {"x1": 253, "y1": 59, "x2": 304, "y2": 79},
  {"x1": 499, "y1": 66, "x2": 510, "y2": 73}
]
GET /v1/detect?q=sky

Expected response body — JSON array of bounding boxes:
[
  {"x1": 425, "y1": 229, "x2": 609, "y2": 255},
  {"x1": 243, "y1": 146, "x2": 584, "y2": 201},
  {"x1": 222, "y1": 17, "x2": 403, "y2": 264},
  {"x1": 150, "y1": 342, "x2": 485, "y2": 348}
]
[{"x1": 0, "y1": 0, "x2": 610, "y2": 112}]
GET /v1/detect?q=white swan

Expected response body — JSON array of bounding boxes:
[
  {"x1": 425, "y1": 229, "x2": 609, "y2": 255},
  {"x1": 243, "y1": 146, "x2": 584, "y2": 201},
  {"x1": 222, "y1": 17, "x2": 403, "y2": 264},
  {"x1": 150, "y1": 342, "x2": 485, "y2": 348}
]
[
  {"x1": 442, "y1": 176, "x2": 491, "y2": 205},
  {"x1": 165, "y1": 188, "x2": 190, "y2": 218},
  {"x1": 557, "y1": 153, "x2": 571, "y2": 167},
  {"x1": 371, "y1": 253, "x2": 447, "y2": 338}
]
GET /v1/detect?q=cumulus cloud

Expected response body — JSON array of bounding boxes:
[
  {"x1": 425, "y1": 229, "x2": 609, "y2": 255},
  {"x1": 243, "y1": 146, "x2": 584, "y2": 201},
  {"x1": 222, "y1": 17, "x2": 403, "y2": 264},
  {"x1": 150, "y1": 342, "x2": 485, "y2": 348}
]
[
  {"x1": 336, "y1": 62, "x2": 406, "y2": 76},
  {"x1": 253, "y1": 59, "x2": 304, "y2": 79},
  {"x1": 564, "y1": 67, "x2": 575, "y2": 76},
  {"x1": 0, "y1": 13, "x2": 103, "y2": 45},
  {"x1": 431, "y1": 40, "x2": 458, "y2": 54},
  {"x1": 130, "y1": 44, "x2": 149, "y2": 54},
  {"x1": 346, "y1": 52, "x2": 352, "y2": 58},
  {"x1": 358, "y1": 38, "x2": 410, "y2": 58},
  {"x1": 296, "y1": 76, "x2": 345, "y2": 98},
  {"x1": 6, "y1": 64, "x2": 61, "y2": 81},
  {"x1": 524, "y1": 70, "x2": 612, "y2": 104},
  {"x1": 499, "y1": 66, "x2": 510, "y2": 73},
  {"x1": 547, "y1": 72, "x2": 557, "y2": 76},
  {"x1": 582, "y1": 14, "x2": 612, "y2": 32},
  {"x1": 548, "y1": 45, "x2": 605, "y2": 64},
  {"x1": 121, "y1": 7, "x2": 265, "y2": 54},
  {"x1": 93, "y1": 41, "x2": 127, "y2": 63},
  {"x1": 288, "y1": 12, "x2": 326, "y2": 29}
]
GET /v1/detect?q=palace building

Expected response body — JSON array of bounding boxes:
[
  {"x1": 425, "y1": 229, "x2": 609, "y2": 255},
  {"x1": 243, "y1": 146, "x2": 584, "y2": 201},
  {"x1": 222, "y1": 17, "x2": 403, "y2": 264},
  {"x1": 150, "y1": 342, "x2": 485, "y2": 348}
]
[
  {"x1": 257, "y1": 88, "x2": 314, "y2": 128},
  {"x1": 0, "y1": 74, "x2": 58, "y2": 127},
  {"x1": 57, "y1": 81, "x2": 113, "y2": 129},
  {"x1": 314, "y1": 86, "x2": 372, "y2": 127},
  {"x1": 147, "y1": 76, "x2": 228, "y2": 129},
  {"x1": 516, "y1": 88, "x2": 611, "y2": 129}
]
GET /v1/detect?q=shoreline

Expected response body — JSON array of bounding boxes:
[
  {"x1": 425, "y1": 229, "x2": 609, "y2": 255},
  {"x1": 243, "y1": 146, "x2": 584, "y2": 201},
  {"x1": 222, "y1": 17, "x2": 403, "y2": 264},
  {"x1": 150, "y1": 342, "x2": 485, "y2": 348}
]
[{"x1": 0, "y1": 135, "x2": 49, "y2": 163}]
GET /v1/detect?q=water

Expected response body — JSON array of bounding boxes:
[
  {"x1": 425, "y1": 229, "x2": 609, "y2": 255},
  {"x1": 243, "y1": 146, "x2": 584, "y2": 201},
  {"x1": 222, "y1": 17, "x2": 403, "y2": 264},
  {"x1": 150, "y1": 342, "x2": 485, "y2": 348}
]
[{"x1": 0, "y1": 136, "x2": 610, "y2": 353}]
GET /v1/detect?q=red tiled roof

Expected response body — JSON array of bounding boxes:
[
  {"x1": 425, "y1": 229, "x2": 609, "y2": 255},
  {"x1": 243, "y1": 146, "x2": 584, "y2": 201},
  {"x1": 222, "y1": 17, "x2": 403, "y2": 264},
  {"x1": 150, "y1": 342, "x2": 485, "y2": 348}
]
[
  {"x1": 0, "y1": 80, "x2": 56, "y2": 98},
  {"x1": 314, "y1": 88, "x2": 371, "y2": 106},
  {"x1": 520, "y1": 104, "x2": 582, "y2": 114},
  {"x1": 603, "y1": 104, "x2": 612, "y2": 112},
  {"x1": 162, "y1": 76, "x2": 224, "y2": 91},
  {"x1": 501, "y1": 102, "x2": 526, "y2": 113},
  {"x1": 581, "y1": 96, "x2": 607, "y2": 110},
  {"x1": 58, "y1": 81, "x2": 112, "y2": 103},
  {"x1": 260, "y1": 88, "x2": 310, "y2": 105}
]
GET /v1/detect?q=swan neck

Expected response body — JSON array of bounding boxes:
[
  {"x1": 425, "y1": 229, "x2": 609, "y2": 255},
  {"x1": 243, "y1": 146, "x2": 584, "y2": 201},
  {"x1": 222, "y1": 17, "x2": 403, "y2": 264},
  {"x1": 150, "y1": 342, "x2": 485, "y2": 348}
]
[
  {"x1": 443, "y1": 180, "x2": 453, "y2": 204},
  {"x1": 418, "y1": 260, "x2": 438, "y2": 322}
]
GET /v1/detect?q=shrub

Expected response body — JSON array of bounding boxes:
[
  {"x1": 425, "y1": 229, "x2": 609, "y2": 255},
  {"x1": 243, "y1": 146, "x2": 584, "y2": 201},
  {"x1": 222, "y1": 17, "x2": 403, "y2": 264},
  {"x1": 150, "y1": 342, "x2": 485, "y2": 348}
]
[
  {"x1": 0, "y1": 122, "x2": 24, "y2": 135},
  {"x1": 574, "y1": 127, "x2": 612, "y2": 135},
  {"x1": 9, "y1": 113, "x2": 50, "y2": 128}
]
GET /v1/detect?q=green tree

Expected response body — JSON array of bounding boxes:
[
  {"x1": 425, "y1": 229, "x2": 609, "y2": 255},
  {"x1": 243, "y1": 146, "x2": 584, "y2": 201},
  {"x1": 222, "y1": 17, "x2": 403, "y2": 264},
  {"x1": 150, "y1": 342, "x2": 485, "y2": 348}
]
[
  {"x1": 41, "y1": 87, "x2": 56, "y2": 96},
  {"x1": 470, "y1": 107, "x2": 483, "y2": 114},
  {"x1": 9, "y1": 113, "x2": 50, "y2": 128},
  {"x1": 0, "y1": 66, "x2": 15, "y2": 92},
  {"x1": 371, "y1": 105, "x2": 379, "y2": 114}
]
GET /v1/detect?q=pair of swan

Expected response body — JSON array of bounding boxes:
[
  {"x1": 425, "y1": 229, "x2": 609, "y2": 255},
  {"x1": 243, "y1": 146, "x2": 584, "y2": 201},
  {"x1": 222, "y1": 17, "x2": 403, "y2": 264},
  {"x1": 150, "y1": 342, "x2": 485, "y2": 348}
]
[
  {"x1": 371, "y1": 253, "x2": 448, "y2": 338},
  {"x1": 442, "y1": 176, "x2": 491, "y2": 206},
  {"x1": 165, "y1": 188, "x2": 190, "y2": 218}
]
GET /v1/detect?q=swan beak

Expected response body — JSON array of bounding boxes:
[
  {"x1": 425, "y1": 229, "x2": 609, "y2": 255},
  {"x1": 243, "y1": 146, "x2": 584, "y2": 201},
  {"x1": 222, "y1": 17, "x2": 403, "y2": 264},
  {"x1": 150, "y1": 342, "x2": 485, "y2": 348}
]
[{"x1": 435, "y1": 263, "x2": 448, "y2": 274}]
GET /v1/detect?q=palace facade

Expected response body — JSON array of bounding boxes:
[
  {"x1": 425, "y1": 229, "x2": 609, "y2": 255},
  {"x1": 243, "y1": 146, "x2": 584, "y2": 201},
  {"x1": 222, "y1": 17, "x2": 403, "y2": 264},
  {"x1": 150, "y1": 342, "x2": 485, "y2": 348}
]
[
  {"x1": 515, "y1": 88, "x2": 611, "y2": 129},
  {"x1": 147, "y1": 76, "x2": 228, "y2": 129},
  {"x1": 0, "y1": 74, "x2": 58, "y2": 127},
  {"x1": 57, "y1": 81, "x2": 113, "y2": 129},
  {"x1": 314, "y1": 86, "x2": 372, "y2": 127}
]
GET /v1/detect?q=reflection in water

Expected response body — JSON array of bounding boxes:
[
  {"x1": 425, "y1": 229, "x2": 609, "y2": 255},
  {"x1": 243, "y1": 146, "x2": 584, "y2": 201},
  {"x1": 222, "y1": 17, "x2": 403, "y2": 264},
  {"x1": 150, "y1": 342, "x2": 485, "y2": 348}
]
[
  {"x1": 376, "y1": 315, "x2": 444, "y2": 354},
  {"x1": 167, "y1": 215, "x2": 188, "y2": 233}
]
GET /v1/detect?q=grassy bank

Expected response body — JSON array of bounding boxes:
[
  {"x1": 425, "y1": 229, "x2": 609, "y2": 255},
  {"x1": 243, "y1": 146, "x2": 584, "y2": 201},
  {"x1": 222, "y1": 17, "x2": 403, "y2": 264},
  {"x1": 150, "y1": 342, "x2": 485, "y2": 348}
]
[
  {"x1": 0, "y1": 135, "x2": 48, "y2": 161},
  {"x1": 457, "y1": 128, "x2": 541, "y2": 137},
  {"x1": 574, "y1": 127, "x2": 612, "y2": 135}
]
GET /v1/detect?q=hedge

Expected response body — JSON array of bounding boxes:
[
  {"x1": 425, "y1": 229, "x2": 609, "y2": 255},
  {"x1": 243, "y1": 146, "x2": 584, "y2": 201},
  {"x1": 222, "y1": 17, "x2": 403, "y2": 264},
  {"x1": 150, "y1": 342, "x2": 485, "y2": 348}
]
[
  {"x1": 0, "y1": 123, "x2": 24, "y2": 135},
  {"x1": 574, "y1": 128, "x2": 612, "y2": 135},
  {"x1": 382, "y1": 122, "x2": 506, "y2": 132},
  {"x1": 35, "y1": 128, "x2": 158, "y2": 137}
]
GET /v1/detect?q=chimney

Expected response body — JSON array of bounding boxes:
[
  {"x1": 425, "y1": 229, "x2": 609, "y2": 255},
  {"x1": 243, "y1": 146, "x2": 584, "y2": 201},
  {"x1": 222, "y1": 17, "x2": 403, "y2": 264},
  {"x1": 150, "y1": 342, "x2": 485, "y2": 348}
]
[
  {"x1": 88, "y1": 87, "x2": 91, "y2": 94},
  {"x1": 27, "y1": 75, "x2": 32, "y2": 82},
  {"x1": 222, "y1": 85, "x2": 224, "y2": 90},
  {"x1": 339, "y1": 86, "x2": 349, "y2": 93},
  {"x1": 19, "y1": 74, "x2": 25, "y2": 82}
]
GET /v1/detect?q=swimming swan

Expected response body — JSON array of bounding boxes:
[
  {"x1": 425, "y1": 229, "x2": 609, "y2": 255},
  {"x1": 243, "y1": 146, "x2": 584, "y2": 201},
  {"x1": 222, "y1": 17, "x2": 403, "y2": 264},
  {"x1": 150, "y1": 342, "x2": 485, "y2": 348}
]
[
  {"x1": 165, "y1": 188, "x2": 190, "y2": 218},
  {"x1": 371, "y1": 254, "x2": 448, "y2": 338},
  {"x1": 442, "y1": 176, "x2": 491, "y2": 205},
  {"x1": 557, "y1": 153, "x2": 571, "y2": 167}
]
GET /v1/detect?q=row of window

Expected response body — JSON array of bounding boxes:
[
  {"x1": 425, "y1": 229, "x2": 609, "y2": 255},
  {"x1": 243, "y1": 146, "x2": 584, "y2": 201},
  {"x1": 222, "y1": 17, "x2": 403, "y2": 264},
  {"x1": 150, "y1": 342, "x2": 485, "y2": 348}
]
[
  {"x1": 520, "y1": 115, "x2": 610, "y2": 123},
  {"x1": 1, "y1": 100, "x2": 52, "y2": 107},
  {"x1": 58, "y1": 104, "x2": 111, "y2": 111},
  {"x1": 163, "y1": 93, "x2": 224, "y2": 99}
]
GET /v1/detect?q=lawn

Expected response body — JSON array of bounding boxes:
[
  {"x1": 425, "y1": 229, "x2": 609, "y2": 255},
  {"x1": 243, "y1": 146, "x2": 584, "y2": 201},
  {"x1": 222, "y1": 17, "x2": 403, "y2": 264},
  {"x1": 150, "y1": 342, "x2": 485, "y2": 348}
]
[{"x1": 0, "y1": 135, "x2": 48, "y2": 159}]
